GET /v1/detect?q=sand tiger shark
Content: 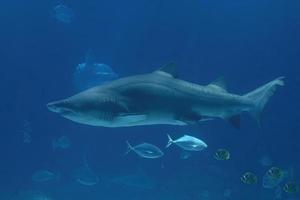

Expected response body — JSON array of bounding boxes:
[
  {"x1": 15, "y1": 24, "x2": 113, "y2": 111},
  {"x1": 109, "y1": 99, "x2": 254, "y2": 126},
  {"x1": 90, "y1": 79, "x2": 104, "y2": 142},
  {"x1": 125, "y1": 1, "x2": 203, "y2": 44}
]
[{"x1": 47, "y1": 63, "x2": 284, "y2": 128}]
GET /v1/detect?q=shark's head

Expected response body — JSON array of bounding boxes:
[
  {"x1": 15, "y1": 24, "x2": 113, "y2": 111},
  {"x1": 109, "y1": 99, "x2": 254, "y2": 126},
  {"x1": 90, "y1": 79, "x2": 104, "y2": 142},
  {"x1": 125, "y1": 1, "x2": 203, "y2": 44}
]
[
  {"x1": 47, "y1": 89, "x2": 128, "y2": 127},
  {"x1": 47, "y1": 99, "x2": 78, "y2": 118}
]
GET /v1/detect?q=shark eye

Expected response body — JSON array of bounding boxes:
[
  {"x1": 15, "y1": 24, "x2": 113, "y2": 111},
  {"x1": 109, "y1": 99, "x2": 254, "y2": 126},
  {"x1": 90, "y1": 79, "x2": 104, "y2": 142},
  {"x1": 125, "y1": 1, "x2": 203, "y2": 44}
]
[{"x1": 63, "y1": 100, "x2": 70, "y2": 105}]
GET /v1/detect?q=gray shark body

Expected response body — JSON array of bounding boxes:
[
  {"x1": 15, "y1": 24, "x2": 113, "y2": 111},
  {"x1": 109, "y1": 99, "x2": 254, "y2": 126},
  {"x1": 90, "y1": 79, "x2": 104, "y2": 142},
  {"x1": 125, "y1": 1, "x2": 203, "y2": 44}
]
[{"x1": 47, "y1": 64, "x2": 284, "y2": 128}]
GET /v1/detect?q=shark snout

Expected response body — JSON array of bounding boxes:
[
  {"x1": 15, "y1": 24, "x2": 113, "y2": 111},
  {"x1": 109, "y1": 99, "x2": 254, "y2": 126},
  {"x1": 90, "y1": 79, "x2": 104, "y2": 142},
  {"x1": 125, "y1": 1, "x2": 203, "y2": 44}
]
[
  {"x1": 47, "y1": 100, "x2": 74, "y2": 115},
  {"x1": 47, "y1": 101, "x2": 62, "y2": 113}
]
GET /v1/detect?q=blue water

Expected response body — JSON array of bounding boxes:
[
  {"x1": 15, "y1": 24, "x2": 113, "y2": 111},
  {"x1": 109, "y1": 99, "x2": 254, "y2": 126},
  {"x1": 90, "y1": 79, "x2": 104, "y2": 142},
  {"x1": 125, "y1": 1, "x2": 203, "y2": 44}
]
[{"x1": 1, "y1": 0, "x2": 300, "y2": 199}]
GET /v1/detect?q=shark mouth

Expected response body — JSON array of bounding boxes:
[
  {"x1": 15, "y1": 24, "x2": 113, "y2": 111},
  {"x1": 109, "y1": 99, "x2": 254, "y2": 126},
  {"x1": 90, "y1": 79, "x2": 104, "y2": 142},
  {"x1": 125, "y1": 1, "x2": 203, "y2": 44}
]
[{"x1": 47, "y1": 100, "x2": 76, "y2": 116}]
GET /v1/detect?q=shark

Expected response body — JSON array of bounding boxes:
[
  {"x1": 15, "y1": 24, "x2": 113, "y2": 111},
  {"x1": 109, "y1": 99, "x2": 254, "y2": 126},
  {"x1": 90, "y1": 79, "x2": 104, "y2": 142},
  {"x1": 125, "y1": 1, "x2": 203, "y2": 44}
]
[{"x1": 47, "y1": 63, "x2": 284, "y2": 128}]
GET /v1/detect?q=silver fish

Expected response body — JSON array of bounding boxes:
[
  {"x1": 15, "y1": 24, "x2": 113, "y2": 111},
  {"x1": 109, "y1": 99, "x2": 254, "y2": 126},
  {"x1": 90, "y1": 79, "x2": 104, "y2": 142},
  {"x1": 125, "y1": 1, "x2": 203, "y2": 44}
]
[
  {"x1": 126, "y1": 141, "x2": 164, "y2": 159},
  {"x1": 166, "y1": 134, "x2": 207, "y2": 151}
]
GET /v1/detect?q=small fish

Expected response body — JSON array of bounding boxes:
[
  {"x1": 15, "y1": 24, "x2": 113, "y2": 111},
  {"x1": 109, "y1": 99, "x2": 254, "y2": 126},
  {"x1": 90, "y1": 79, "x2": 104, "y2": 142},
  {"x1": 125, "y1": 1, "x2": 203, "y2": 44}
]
[
  {"x1": 241, "y1": 172, "x2": 258, "y2": 184},
  {"x1": 263, "y1": 167, "x2": 289, "y2": 189},
  {"x1": 126, "y1": 141, "x2": 164, "y2": 159},
  {"x1": 31, "y1": 170, "x2": 59, "y2": 183},
  {"x1": 166, "y1": 134, "x2": 207, "y2": 151},
  {"x1": 283, "y1": 181, "x2": 299, "y2": 194},
  {"x1": 214, "y1": 149, "x2": 230, "y2": 160},
  {"x1": 263, "y1": 174, "x2": 282, "y2": 189},
  {"x1": 52, "y1": 135, "x2": 71, "y2": 150},
  {"x1": 267, "y1": 167, "x2": 283, "y2": 179}
]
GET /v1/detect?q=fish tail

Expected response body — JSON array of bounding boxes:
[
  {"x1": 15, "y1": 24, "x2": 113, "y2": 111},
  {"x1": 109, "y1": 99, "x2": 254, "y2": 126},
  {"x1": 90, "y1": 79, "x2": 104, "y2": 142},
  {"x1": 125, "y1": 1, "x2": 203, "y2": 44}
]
[
  {"x1": 166, "y1": 134, "x2": 173, "y2": 148},
  {"x1": 243, "y1": 77, "x2": 284, "y2": 126},
  {"x1": 125, "y1": 141, "x2": 133, "y2": 155}
]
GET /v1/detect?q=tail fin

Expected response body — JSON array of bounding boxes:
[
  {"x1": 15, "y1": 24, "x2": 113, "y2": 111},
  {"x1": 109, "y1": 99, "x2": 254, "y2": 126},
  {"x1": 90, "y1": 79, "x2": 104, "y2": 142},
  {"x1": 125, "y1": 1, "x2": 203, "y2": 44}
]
[
  {"x1": 244, "y1": 77, "x2": 285, "y2": 124},
  {"x1": 166, "y1": 134, "x2": 173, "y2": 148},
  {"x1": 125, "y1": 141, "x2": 134, "y2": 155}
]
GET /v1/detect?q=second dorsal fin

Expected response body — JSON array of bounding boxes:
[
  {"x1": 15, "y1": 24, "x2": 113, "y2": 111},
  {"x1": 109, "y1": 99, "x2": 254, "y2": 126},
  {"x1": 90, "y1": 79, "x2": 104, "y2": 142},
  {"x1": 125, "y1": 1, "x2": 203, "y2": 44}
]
[{"x1": 155, "y1": 62, "x2": 178, "y2": 78}]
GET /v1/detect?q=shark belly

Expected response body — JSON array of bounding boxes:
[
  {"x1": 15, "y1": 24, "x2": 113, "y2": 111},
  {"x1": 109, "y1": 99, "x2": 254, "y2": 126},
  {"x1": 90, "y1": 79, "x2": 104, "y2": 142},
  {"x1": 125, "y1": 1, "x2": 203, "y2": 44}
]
[
  {"x1": 192, "y1": 95, "x2": 253, "y2": 119},
  {"x1": 113, "y1": 113, "x2": 186, "y2": 127}
]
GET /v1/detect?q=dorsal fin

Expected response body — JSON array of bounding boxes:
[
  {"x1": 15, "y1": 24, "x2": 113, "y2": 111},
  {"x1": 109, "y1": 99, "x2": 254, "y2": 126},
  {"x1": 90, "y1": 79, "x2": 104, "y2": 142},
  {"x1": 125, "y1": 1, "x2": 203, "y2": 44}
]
[
  {"x1": 207, "y1": 77, "x2": 228, "y2": 92},
  {"x1": 155, "y1": 62, "x2": 178, "y2": 78}
]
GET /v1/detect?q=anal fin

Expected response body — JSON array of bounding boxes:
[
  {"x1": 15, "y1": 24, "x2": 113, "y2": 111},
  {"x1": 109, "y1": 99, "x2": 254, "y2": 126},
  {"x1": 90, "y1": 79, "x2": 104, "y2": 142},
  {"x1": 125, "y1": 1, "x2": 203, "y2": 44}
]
[{"x1": 227, "y1": 115, "x2": 241, "y2": 129}]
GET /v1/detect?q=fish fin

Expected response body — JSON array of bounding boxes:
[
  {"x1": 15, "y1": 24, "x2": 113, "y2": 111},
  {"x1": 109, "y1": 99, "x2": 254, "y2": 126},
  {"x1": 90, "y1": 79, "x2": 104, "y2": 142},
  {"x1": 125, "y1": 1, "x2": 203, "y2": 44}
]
[
  {"x1": 243, "y1": 76, "x2": 284, "y2": 126},
  {"x1": 178, "y1": 111, "x2": 203, "y2": 125},
  {"x1": 116, "y1": 114, "x2": 147, "y2": 124},
  {"x1": 226, "y1": 115, "x2": 241, "y2": 129},
  {"x1": 166, "y1": 134, "x2": 173, "y2": 148},
  {"x1": 207, "y1": 77, "x2": 228, "y2": 93},
  {"x1": 125, "y1": 141, "x2": 133, "y2": 155},
  {"x1": 155, "y1": 62, "x2": 178, "y2": 78}
]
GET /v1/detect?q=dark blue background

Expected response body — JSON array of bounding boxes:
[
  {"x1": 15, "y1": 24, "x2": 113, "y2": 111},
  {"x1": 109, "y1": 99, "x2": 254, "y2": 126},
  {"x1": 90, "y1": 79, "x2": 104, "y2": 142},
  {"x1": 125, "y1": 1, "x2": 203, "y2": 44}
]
[{"x1": 1, "y1": 0, "x2": 299, "y2": 199}]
